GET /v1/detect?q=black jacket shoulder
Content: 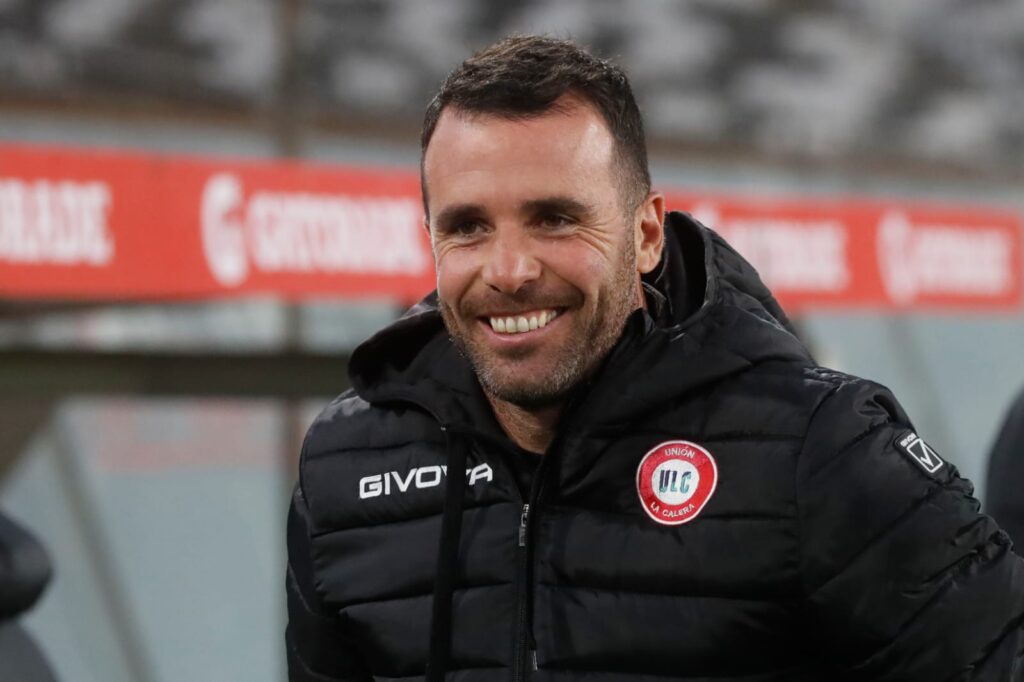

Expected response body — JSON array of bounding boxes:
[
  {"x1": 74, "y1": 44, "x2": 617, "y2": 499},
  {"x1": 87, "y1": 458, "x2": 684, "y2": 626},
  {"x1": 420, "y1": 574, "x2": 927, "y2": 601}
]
[{"x1": 794, "y1": 371, "x2": 1023, "y2": 679}]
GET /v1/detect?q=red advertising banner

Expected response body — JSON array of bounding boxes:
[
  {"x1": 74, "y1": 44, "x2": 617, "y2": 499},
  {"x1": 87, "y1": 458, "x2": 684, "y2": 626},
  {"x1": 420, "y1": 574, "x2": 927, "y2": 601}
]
[
  {"x1": 1, "y1": 142, "x2": 1020, "y2": 312},
  {"x1": 0, "y1": 143, "x2": 433, "y2": 303},
  {"x1": 664, "y1": 191, "x2": 1022, "y2": 312}
]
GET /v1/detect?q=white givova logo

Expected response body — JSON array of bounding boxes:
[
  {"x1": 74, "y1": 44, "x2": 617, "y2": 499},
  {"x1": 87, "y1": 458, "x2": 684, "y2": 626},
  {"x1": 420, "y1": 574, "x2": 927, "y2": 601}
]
[
  {"x1": 359, "y1": 463, "x2": 494, "y2": 500},
  {"x1": 651, "y1": 459, "x2": 699, "y2": 506},
  {"x1": 200, "y1": 172, "x2": 430, "y2": 288}
]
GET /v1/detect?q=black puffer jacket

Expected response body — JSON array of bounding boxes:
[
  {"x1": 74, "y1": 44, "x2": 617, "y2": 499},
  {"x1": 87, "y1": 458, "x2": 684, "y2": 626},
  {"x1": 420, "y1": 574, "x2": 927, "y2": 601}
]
[{"x1": 287, "y1": 212, "x2": 1024, "y2": 681}]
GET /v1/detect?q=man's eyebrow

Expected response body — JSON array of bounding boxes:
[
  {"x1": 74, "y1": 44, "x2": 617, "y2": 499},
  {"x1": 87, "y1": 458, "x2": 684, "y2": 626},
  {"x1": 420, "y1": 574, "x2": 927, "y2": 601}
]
[
  {"x1": 432, "y1": 197, "x2": 593, "y2": 230},
  {"x1": 432, "y1": 203, "x2": 485, "y2": 231},
  {"x1": 522, "y1": 196, "x2": 592, "y2": 217}
]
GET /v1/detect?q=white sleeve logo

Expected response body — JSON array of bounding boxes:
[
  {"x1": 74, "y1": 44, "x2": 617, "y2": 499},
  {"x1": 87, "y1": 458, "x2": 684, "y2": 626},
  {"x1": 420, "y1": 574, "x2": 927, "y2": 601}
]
[{"x1": 896, "y1": 431, "x2": 944, "y2": 474}]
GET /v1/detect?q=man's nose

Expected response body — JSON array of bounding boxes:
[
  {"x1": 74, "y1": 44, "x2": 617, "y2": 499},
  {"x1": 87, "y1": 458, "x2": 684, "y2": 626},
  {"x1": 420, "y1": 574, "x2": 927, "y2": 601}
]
[{"x1": 480, "y1": 228, "x2": 542, "y2": 294}]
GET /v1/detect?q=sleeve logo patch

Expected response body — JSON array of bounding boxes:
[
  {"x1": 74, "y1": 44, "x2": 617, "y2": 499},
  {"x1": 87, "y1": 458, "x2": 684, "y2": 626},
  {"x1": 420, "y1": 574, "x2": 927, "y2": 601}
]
[{"x1": 896, "y1": 431, "x2": 944, "y2": 474}]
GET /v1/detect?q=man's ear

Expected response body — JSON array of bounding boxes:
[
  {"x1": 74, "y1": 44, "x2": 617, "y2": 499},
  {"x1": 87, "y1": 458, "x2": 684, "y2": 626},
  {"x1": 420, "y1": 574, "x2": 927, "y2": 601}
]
[{"x1": 635, "y1": 191, "x2": 665, "y2": 274}]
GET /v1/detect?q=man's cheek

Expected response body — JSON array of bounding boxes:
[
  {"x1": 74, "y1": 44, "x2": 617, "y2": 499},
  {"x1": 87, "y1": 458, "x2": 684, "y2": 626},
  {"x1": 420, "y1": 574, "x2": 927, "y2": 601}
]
[
  {"x1": 444, "y1": 272, "x2": 488, "y2": 319},
  {"x1": 434, "y1": 263, "x2": 462, "y2": 311}
]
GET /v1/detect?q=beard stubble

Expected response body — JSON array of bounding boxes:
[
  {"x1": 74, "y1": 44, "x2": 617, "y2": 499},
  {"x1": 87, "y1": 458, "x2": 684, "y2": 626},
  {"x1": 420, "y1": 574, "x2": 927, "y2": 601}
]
[{"x1": 439, "y1": 234, "x2": 640, "y2": 410}]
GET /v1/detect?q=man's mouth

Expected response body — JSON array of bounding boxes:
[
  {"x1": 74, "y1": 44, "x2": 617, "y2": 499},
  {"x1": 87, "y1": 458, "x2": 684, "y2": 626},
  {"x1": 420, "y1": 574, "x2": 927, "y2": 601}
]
[{"x1": 485, "y1": 309, "x2": 560, "y2": 335}]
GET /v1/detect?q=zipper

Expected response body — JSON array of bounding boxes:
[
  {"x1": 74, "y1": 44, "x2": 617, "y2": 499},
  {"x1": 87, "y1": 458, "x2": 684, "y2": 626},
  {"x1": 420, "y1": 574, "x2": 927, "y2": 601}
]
[
  {"x1": 513, "y1": 429, "x2": 572, "y2": 680},
  {"x1": 443, "y1": 428, "x2": 534, "y2": 680},
  {"x1": 513, "y1": 491, "x2": 544, "y2": 679},
  {"x1": 438, "y1": 425, "x2": 535, "y2": 679},
  {"x1": 374, "y1": 390, "x2": 575, "y2": 680},
  {"x1": 370, "y1": 393, "x2": 534, "y2": 678},
  {"x1": 514, "y1": 488, "x2": 543, "y2": 680},
  {"x1": 513, "y1": 502, "x2": 532, "y2": 681},
  {"x1": 511, "y1": 389, "x2": 589, "y2": 681},
  {"x1": 518, "y1": 504, "x2": 530, "y2": 547},
  {"x1": 451, "y1": 436, "x2": 540, "y2": 678}
]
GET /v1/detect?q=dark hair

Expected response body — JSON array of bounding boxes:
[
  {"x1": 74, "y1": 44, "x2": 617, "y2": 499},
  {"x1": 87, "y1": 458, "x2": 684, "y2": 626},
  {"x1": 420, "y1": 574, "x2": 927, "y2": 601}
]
[{"x1": 420, "y1": 35, "x2": 651, "y2": 213}]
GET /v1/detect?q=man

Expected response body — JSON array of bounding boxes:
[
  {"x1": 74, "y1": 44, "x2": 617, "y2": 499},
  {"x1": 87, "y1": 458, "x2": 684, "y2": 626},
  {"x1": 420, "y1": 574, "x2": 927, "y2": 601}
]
[{"x1": 287, "y1": 36, "x2": 1024, "y2": 681}]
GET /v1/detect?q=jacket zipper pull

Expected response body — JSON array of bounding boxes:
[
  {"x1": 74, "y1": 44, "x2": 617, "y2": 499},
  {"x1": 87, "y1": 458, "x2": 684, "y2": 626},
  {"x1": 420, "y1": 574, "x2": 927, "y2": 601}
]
[
  {"x1": 518, "y1": 503, "x2": 530, "y2": 547},
  {"x1": 530, "y1": 648, "x2": 538, "y2": 671}
]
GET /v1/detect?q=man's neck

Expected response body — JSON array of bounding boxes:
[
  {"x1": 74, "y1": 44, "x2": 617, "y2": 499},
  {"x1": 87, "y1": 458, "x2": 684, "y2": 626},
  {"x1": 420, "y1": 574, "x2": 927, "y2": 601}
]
[{"x1": 486, "y1": 394, "x2": 562, "y2": 455}]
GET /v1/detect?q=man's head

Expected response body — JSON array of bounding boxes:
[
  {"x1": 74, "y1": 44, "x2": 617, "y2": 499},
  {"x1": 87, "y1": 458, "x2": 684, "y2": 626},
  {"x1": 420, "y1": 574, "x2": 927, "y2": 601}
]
[
  {"x1": 421, "y1": 35, "x2": 651, "y2": 213},
  {"x1": 421, "y1": 36, "x2": 664, "y2": 410}
]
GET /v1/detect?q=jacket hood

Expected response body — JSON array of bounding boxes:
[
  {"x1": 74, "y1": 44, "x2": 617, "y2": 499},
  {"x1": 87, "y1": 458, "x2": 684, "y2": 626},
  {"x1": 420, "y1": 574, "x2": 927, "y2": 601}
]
[{"x1": 348, "y1": 211, "x2": 811, "y2": 430}]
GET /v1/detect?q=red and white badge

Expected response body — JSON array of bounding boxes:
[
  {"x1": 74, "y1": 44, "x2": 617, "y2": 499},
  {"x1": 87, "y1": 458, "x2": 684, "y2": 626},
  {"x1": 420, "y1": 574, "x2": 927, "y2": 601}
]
[{"x1": 636, "y1": 440, "x2": 718, "y2": 526}]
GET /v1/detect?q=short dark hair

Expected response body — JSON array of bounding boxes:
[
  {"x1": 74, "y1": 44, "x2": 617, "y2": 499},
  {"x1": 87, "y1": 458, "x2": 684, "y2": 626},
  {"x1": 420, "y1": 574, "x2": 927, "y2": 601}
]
[{"x1": 420, "y1": 35, "x2": 651, "y2": 214}]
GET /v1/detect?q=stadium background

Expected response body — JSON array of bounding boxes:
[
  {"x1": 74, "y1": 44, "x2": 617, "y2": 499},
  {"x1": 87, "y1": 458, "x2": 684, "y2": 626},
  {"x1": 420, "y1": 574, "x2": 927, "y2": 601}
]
[{"x1": 0, "y1": 1, "x2": 1022, "y2": 680}]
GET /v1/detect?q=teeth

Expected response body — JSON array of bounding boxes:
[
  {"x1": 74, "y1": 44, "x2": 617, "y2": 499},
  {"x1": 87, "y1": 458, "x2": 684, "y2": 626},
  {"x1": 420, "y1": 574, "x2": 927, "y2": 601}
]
[{"x1": 488, "y1": 310, "x2": 559, "y2": 335}]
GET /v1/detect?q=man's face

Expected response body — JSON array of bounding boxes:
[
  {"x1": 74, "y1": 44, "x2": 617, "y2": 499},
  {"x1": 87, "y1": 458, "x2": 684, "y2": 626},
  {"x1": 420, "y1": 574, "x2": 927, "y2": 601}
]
[{"x1": 423, "y1": 96, "x2": 661, "y2": 408}]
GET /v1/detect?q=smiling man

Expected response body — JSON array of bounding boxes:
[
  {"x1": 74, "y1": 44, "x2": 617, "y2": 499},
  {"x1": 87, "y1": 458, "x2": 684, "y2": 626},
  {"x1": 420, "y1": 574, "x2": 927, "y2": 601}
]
[
  {"x1": 426, "y1": 88, "x2": 664, "y2": 453},
  {"x1": 286, "y1": 36, "x2": 1024, "y2": 682}
]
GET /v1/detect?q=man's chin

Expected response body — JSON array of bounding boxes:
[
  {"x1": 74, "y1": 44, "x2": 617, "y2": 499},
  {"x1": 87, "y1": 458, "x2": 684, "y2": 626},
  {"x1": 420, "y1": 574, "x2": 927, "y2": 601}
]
[
  {"x1": 479, "y1": 376, "x2": 570, "y2": 410},
  {"x1": 446, "y1": 324, "x2": 586, "y2": 408},
  {"x1": 473, "y1": 355, "x2": 584, "y2": 409}
]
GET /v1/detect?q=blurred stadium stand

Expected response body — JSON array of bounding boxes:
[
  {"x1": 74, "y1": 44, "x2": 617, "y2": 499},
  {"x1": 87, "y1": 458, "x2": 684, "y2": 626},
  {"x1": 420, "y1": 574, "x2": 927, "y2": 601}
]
[
  {"x1": 2, "y1": 0, "x2": 1024, "y2": 173},
  {"x1": 0, "y1": 1, "x2": 1022, "y2": 681}
]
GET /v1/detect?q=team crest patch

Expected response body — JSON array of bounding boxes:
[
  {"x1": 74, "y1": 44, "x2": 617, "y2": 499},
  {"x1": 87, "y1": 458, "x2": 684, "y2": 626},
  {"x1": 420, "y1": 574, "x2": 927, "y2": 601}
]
[
  {"x1": 636, "y1": 440, "x2": 718, "y2": 526},
  {"x1": 895, "y1": 431, "x2": 944, "y2": 475}
]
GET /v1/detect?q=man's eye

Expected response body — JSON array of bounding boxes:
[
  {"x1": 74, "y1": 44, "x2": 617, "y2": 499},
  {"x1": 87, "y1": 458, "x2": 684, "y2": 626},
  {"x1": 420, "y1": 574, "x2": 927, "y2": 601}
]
[
  {"x1": 539, "y1": 214, "x2": 573, "y2": 229},
  {"x1": 450, "y1": 221, "x2": 484, "y2": 237}
]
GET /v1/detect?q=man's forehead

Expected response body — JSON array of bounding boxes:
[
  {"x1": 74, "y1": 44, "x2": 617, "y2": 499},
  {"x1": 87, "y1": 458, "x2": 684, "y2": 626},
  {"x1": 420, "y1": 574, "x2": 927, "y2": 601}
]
[
  {"x1": 428, "y1": 96, "x2": 613, "y2": 156},
  {"x1": 440, "y1": 92, "x2": 601, "y2": 126},
  {"x1": 424, "y1": 99, "x2": 616, "y2": 187}
]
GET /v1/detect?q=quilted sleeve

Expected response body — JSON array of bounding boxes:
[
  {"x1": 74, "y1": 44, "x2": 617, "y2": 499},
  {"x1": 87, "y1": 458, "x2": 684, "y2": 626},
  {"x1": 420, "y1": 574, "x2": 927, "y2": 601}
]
[
  {"x1": 286, "y1": 483, "x2": 371, "y2": 682},
  {"x1": 796, "y1": 378, "x2": 1024, "y2": 680}
]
